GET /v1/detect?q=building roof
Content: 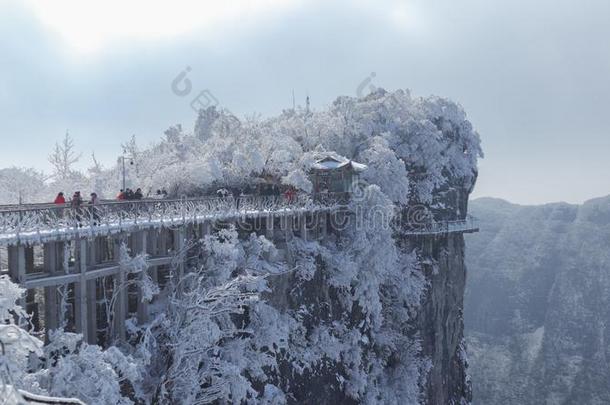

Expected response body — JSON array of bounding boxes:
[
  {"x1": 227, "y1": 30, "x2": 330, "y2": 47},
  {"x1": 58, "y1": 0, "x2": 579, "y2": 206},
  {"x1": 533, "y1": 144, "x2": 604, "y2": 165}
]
[{"x1": 311, "y1": 156, "x2": 367, "y2": 172}]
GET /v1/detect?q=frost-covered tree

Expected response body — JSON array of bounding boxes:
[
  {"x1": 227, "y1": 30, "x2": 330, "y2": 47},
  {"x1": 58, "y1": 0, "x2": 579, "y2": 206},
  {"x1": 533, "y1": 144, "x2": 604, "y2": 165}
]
[
  {"x1": 36, "y1": 331, "x2": 140, "y2": 405},
  {"x1": 140, "y1": 228, "x2": 273, "y2": 403},
  {"x1": 359, "y1": 136, "x2": 409, "y2": 204},
  {"x1": 0, "y1": 167, "x2": 47, "y2": 204},
  {"x1": 1, "y1": 87, "x2": 482, "y2": 205},
  {"x1": 47, "y1": 132, "x2": 89, "y2": 199},
  {"x1": 0, "y1": 275, "x2": 140, "y2": 405},
  {"x1": 85, "y1": 88, "x2": 481, "y2": 205},
  {"x1": 48, "y1": 132, "x2": 81, "y2": 180}
]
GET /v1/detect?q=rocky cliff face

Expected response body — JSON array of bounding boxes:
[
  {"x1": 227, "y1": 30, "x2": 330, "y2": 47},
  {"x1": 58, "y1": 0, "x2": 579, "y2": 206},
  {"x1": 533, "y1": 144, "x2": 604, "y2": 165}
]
[
  {"x1": 415, "y1": 233, "x2": 471, "y2": 404},
  {"x1": 465, "y1": 196, "x2": 610, "y2": 404},
  {"x1": 249, "y1": 183, "x2": 475, "y2": 405},
  {"x1": 416, "y1": 183, "x2": 474, "y2": 404},
  {"x1": 257, "y1": 238, "x2": 472, "y2": 405}
]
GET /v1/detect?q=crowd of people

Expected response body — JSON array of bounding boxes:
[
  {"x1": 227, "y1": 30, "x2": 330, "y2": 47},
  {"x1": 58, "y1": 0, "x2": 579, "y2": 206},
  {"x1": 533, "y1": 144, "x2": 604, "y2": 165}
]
[
  {"x1": 51, "y1": 185, "x2": 298, "y2": 209},
  {"x1": 53, "y1": 188, "x2": 169, "y2": 207},
  {"x1": 116, "y1": 188, "x2": 144, "y2": 201},
  {"x1": 53, "y1": 191, "x2": 98, "y2": 208}
]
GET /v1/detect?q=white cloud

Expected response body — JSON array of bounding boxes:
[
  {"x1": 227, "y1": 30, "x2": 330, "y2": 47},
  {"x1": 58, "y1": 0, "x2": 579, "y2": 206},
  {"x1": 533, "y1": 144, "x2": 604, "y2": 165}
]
[{"x1": 23, "y1": 0, "x2": 302, "y2": 53}]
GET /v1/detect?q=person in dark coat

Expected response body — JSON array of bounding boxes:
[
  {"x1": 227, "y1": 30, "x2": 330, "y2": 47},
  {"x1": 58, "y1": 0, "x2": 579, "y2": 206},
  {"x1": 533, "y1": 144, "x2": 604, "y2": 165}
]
[
  {"x1": 71, "y1": 191, "x2": 84, "y2": 225},
  {"x1": 134, "y1": 188, "x2": 143, "y2": 200},
  {"x1": 54, "y1": 192, "x2": 66, "y2": 204},
  {"x1": 71, "y1": 191, "x2": 83, "y2": 208},
  {"x1": 89, "y1": 192, "x2": 100, "y2": 224}
]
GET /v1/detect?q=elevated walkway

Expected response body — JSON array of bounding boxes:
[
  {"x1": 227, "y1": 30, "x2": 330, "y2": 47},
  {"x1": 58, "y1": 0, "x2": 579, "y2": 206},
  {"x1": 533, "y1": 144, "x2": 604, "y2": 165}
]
[
  {"x1": 0, "y1": 194, "x2": 340, "y2": 246},
  {"x1": 400, "y1": 216, "x2": 479, "y2": 236},
  {"x1": 0, "y1": 195, "x2": 480, "y2": 246}
]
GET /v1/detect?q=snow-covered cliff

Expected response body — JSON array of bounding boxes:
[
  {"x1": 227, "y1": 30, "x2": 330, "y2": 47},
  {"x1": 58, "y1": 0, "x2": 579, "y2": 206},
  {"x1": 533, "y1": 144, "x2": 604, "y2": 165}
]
[{"x1": 1, "y1": 89, "x2": 482, "y2": 404}]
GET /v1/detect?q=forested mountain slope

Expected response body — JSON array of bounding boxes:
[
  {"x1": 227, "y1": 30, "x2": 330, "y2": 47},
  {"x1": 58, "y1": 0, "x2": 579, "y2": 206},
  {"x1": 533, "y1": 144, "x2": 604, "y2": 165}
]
[{"x1": 465, "y1": 196, "x2": 610, "y2": 404}]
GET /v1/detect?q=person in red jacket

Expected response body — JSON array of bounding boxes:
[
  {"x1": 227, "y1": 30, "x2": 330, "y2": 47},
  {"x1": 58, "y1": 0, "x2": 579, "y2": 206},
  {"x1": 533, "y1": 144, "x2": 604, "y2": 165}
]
[
  {"x1": 284, "y1": 187, "x2": 296, "y2": 203},
  {"x1": 54, "y1": 192, "x2": 66, "y2": 204}
]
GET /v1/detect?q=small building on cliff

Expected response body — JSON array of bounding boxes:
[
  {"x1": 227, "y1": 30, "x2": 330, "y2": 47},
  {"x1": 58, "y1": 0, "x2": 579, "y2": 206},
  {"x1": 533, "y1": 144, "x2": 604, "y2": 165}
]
[{"x1": 310, "y1": 155, "x2": 367, "y2": 195}]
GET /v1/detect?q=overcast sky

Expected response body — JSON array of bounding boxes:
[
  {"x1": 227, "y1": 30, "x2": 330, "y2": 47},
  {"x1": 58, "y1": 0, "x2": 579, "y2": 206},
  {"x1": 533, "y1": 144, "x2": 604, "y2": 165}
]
[{"x1": 1, "y1": 0, "x2": 609, "y2": 205}]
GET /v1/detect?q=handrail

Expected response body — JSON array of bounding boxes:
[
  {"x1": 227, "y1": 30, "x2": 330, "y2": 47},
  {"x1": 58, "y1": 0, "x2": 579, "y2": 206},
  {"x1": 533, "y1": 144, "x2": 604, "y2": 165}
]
[
  {"x1": 0, "y1": 194, "x2": 478, "y2": 243},
  {"x1": 0, "y1": 193, "x2": 345, "y2": 243},
  {"x1": 0, "y1": 196, "x2": 232, "y2": 212}
]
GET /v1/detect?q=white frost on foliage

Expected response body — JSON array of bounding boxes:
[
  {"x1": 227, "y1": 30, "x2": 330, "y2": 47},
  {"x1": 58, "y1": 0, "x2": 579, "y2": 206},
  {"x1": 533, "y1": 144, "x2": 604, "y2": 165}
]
[
  {"x1": 261, "y1": 384, "x2": 286, "y2": 404},
  {"x1": 38, "y1": 331, "x2": 140, "y2": 405},
  {"x1": 0, "y1": 276, "x2": 27, "y2": 322},
  {"x1": 281, "y1": 168, "x2": 313, "y2": 192},
  {"x1": 118, "y1": 243, "x2": 158, "y2": 302},
  {"x1": 0, "y1": 277, "x2": 139, "y2": 405},
  {"x1": 0, "y1": 275, "x2": 43, "y2": 388},
  {"x1": 359, "y1": 136, "x2": 410, "y2": 204},
  {"x1": 18, "y1": 89, "x2": 480, "y2": 204}
]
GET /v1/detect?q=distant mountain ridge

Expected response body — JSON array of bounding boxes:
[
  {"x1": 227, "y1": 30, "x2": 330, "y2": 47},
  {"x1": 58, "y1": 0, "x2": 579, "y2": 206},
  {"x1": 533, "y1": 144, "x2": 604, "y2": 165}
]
[{"x1": 465, "y1": 195, "x2": 610, "y2": 404}]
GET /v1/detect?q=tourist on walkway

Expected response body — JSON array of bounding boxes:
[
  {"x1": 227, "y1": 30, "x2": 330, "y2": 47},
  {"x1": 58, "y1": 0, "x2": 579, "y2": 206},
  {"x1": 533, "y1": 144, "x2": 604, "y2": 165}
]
[
  {"x1": 54, "y1": 192, "x2": 66, "y2": 204},
  {"x1": 89, "y1": 192, "x2": 100, "y2": 225},
  {"x1": 134, "y1": 188, "x2": 143, "y2": 200},
  {"x1": 71, "y1": 191, "x2": 83, "y2": 226},
  {"x1": 284, "y1": 187, "x2": 296, "y2": 203},
  {"x1": 71, "y1": 191, "x2": 83, "y2": 208},
  {"x1": 117, "y1": 189, "x2": 126, "y2": 200}
]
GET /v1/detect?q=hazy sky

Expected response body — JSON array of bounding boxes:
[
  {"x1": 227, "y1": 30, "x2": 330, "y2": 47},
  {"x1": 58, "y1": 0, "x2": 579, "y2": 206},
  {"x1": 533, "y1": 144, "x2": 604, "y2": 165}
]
[{"x1": 1, "y1": 0, "x2": 609, "y2": 205}]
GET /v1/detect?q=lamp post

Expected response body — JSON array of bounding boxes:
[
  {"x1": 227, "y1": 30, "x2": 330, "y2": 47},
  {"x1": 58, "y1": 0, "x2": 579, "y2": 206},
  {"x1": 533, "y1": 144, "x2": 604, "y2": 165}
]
[{"x1": 119, "y1": 155, "x2": 134, "y2": 191}]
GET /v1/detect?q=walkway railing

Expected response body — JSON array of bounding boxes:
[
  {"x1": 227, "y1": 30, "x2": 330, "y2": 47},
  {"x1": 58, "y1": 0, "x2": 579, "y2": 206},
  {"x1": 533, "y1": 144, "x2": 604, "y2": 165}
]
[
  {"x1": 0, "y1": 193, "x2": 344, "y2": 245},
  {"x1": 401, "y1": 216, "x2": 479, "y2": 235},
  {"x1": 0, "y1": 193, "x2": 478, "y2": 244}
]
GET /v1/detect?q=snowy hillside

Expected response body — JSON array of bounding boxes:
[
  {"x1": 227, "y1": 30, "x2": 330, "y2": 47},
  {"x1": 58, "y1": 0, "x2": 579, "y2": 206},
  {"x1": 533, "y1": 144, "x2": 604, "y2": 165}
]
[{"x1": 465, "y1": 196, "x2": 610, "y2": 404}]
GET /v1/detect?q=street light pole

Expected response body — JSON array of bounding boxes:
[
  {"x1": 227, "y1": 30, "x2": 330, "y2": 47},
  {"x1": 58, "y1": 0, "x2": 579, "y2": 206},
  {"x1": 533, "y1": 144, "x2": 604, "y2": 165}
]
[
  {"x1": 121, "y1": 156, "x2": 126, "y2": 191},
  {"x1": 120, "y1": 155, "x2": 134, "y2": 191}
]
